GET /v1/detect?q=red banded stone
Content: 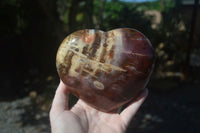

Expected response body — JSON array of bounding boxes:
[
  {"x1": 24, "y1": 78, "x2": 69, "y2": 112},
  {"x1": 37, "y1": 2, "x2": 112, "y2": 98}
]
[{"x1": 56, "y1": 28, "x2": 155, "y2": 112}]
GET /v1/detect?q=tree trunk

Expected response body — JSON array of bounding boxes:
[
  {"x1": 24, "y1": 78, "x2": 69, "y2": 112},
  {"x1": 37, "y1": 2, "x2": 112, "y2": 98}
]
[
  {"x1": 84, "y1": 0, "x2": 94, "y2": 28},
  {"x1": 68, "y1": 0, "x2": 80, "y2": 32},
  {"x1": 98, "y1": 0, "x2": 106, "y2": 29},
  {"x1": 183, "y1": 0, "x2": 199, "y2": 79}
]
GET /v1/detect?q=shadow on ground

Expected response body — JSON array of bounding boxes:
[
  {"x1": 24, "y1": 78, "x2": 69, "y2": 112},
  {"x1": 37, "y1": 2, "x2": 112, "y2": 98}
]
[
  {"x1": 0, "y1": 81, "x2": 199, "y2": 133},
  {"x1": 126, "y1": 83, "x2": 200, "y2": 133}
]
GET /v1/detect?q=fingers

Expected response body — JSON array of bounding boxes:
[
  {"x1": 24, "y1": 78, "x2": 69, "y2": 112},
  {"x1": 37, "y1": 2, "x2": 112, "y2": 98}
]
[
  {"x1": 120, "y1": 89, "x2": 148, "y2": 126},
  {"x1": 50, "y1": 80, "x2": 70, "y2": 118}
]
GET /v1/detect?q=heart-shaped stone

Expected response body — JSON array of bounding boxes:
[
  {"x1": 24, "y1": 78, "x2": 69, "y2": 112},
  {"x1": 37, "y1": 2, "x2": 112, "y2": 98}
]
[{"x1": 56, "y1": 28, "x2": 155, "y2": 112}]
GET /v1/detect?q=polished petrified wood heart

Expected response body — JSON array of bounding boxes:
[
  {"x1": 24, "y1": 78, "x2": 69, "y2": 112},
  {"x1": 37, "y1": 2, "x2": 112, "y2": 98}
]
[{"x1": 56, "y1": 28, "x2": 154, "y2": 112}]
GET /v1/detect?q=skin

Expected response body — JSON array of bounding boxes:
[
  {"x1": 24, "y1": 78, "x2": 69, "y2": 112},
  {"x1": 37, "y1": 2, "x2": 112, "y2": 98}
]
[{"x1": 50, "y1": 81, "x2": 148, "y2": 133}]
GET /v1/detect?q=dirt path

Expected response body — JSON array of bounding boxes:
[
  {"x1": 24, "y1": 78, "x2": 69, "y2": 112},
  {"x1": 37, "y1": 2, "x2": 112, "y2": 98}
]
[
  {"x1": 0, "y1": 84, "x2": 199, "y2": 133},
  {"x1": 0, "y1": 97, "x2": 50, "y2": 133},
  {"x1": 127, "y1": 84, "x2": 200, "y2": 133}
]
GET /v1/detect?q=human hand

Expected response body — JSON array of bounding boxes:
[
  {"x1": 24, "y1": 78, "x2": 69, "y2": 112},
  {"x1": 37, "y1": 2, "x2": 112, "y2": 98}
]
[{"x1": 50, "y1": 81, "x2": 148, "y2": 133}]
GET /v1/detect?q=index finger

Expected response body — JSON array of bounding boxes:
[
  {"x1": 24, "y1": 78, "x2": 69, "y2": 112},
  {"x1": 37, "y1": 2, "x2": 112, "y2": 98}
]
[{"x1": 120, "y1": 89, "x2": 148, "y2": 126}]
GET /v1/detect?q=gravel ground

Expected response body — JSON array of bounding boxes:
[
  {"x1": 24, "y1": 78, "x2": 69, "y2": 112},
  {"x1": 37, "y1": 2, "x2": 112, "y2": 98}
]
[
  {"x1": 0, "y1": 97, "x2": 50, "y2": 133},
  {"x1": 0, "y1": 84, "x2": 199, "y2": 133}
]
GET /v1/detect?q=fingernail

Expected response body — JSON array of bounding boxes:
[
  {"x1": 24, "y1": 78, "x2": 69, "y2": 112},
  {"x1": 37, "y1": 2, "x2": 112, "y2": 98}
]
[{"x1": 136, "y1": 88, "x2": 148, "y2": 101}]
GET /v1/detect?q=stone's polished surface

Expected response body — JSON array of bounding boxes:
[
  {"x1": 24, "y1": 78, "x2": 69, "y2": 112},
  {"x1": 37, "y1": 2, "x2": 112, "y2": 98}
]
[{"x1": 56, "y1": 28, "x2": 155, "y2": 112}]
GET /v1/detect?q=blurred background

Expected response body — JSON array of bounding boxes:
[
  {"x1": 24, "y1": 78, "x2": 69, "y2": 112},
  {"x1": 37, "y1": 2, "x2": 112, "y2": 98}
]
[{"x1": 0, "y1": 0, "x2": 200, "y2": 132}]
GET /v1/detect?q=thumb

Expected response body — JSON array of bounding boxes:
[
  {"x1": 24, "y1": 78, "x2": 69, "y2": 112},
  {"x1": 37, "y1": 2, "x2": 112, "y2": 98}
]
[{"x1": 50, "y1": 80, "x2": 70, "y2": 120}]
